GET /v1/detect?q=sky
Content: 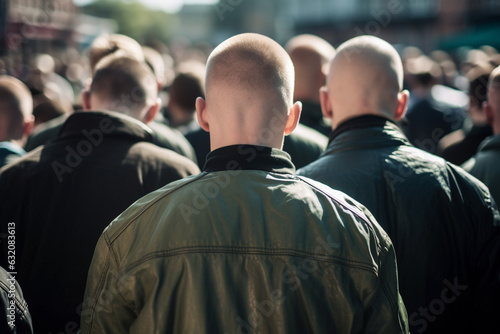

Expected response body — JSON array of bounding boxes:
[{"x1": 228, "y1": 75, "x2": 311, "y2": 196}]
[{"x1": 72, "y1": 0, "x2": 219, "y2": 13}]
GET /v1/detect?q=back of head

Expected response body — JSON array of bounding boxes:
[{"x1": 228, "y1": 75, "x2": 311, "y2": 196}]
[
  {"x1": 169, "y1": 61, "x2": 205, "y2": 118},
  {"x1": 487, "y1": 66, "x2": 500, "y2": 132},
  {"x1": 285, "y1": 34, "x2": 336, "y2": 101},
  {"x1": 0, "y1": 75, "x2": 33, "y2": 142},
  {"x1": 406, "y1": 55, "x2": 442, "y2": 88},
  {"x1": 88, "y1": 34, "x2": 144, "y2": 74},
  {"x1": 32, "y1": 93, "x2": 67, "y2": 127},
  {"x1": 326, "y1": 35, "x2": 405, "y2": 127},
  {"x1": 89, "y1": 54, "x2": 158, "y2": 121},
  {"x1": 203, "y1": 33, "x2": 297, "y2": 148},
  {"x1": 467, "y1": 65, "x2": 493, "y2": 110},
  {"x1": 142, "y1": 46, "x2": 166, "y2": 90}
]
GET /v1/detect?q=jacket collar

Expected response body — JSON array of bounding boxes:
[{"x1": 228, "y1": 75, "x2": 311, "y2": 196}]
[
  {"x1": 324, "y1": 115, "x2": 410, "y2": 156},
  {"x1": 203, "y1": 145, "x2": 295, "y2": 174},
  {"x1": 57, "y1": 111, "x2": 154, "y2": 143},
  {"x1": 328, "y1": 115, "x2": 400, "y2": 144},
  {"x1": 478, "y1": 134, "x2": 500, "y2": 152}
]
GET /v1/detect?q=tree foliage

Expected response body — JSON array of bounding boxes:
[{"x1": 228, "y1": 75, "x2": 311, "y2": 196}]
[{"x1": 81, "y1": 0, "x2": 176, "y2": 44}]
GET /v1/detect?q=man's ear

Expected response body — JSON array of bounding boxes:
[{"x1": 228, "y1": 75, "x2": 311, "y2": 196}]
[
  {"x1": 320, "y1": 86, "x2": 332, "y2": 119},
  {"x1": 483, "y1": 101, "x2": 494, "y2": 125},
  {"x1": 81, "y1": 90, "x2": 91, "y2": 110},
  {"x1": 395, "y1": 90, "x2": 409, "y2": 121},
  {"x1": 284, "y1": 101, "x2": 302, "y2": 135},
  {"x1": 22, "y1": 115, "x2": 35, "y2": 139},
  {"x1": 143, "y1": 98, "x2": 161, "y2": 124},
  {"x1": 196, "y1": 97, "x2": 209, "y2": 132}
]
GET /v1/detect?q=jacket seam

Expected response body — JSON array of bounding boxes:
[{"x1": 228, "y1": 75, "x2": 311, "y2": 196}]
[
  {"x1": 378, "y1": 252, "x2": 402, "y2": 332},
  {"x1": 297, "y1": 176, "x2": 382, "y2": 254},
  {"x1": 120, "y1": 246, "x2": 379, "y2": 277},
  {"x1": 107, "y1": 172, "x2": 209, "y2": 243},
  {"x1": 84, "y1": 245, "x2": 112, "y2": 334}
]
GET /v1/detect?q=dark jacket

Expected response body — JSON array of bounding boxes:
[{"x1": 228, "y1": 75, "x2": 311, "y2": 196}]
[
  {"x1": 25, "y1": 113, "x2": 198, "y2": 162},
  {"x1": 0, "y1": 111, "x2": 200, "y2": 334},
  {"x1": 403, "y1": 96, "x2": 465, "y2": 154},
  {"x1": 81, "y1": 145, "x2": 409, "y2": 334},
  {"x1": 298, "y1": 115, "x2": 500, "y2": 334},
  {"x1": 298, "y1": 100, "x2": 332, "y2": 136},
  {"x1": 463, "y1": 134, "x2": 500, "y2": 205},
  {"x1": 0, "y1": 266, "x2": 33, "y2": 333},
  {"x1": 438, "y1": 123, "x2": 493, "y2": 165},
  {"x1": 185, "y1": 123, "x2": 327, "y2": 169}
]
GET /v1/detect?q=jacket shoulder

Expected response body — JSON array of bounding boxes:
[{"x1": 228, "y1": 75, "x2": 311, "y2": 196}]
[
  {"x1": 102, "y1": 173, "x2": 206, "y2": 242},
  {"x1": 297, "y1": 175, "x2": 392, "y2": 248},
  {"x1": 129, "y1": 141, "x2": 200, "y2": 173}
]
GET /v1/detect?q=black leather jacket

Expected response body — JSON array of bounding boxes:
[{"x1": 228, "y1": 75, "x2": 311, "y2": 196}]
[
  {"x1": 0, "y1": 266, "x2": 32, "y2": 333},
  {"x1": 0, "y1": 111, "x2": 200, "y2": 333},
  {"x1": 81, "y1": 145, "x2": 409, "y2": 333},
  {"x1": 298, "y1": 115, "x2": 500, "y2": 334},
  {"x1": 463, "y1": 134, "x2": 500, "y2": 206}
]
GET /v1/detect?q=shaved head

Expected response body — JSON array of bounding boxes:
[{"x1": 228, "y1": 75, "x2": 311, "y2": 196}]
[
  {"x1": 199, "y1": 33, "x2": 301, "y2": 150},
  {"x1": 0, "y1": 75, "x2": 33, "y2": 142},
  {"x1": 489, "y1": 65, "x2": 500, "y2": 94},
  {"x1": 88, "y1": 54, "x2": 158, "y2": 121},
  {"x1": 285, "y1": 34, "x2": 336, "y2": 102},
  {"x1": 206, "y1": 33, "x2": 294, "y2": 109},
  {"x1": 486, "y1": 66, "x2": 500, "y2": 134},
  {"x1": 322, "y1": 35, "x2": 407, "y2": 129}
]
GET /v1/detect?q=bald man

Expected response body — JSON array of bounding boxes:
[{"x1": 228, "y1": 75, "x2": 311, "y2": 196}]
[
  {"x1": 0, "y1": 75, "x2": 34, "y2": 167},
  {"x1": 298, "y1": 35, "x2": 500, "y2": 334},
  {"x1": 80, "y1": 33, "x2": 408, "y2": 334},
  {"x1": 286, "y1": 34, "x2": 336, "y2": 135},
  {"x1": 0, "y1": 54, "x2": 199, "y2": 333},
  {"x1": 463, "y1": 65, "x2": 500, "y2": 204}
]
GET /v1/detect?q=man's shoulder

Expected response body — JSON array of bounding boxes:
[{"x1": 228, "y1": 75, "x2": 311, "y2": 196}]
[
  {"x1": 0, "y1": 146, "x2": 43, "y2": 177},
  {"x1": 103, "y1": 173, "x2": 206, "y2": 241},
  {"x1": 128, "y1": 140, "x2": 198, "y2": 170},
  {"x1": 287, "y1": 123, "x2": 328, "y2": 148},
  {"x1": 25, "y1": 115, "x2": 68, "y2": 151},
  {"x1": 148, "y1": 121, "x2": 197, "y2": 160}
]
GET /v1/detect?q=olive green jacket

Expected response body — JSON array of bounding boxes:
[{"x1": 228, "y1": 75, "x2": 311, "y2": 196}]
[{"x1": 81, "y1": 145, "x2": 408, "y2": 334}]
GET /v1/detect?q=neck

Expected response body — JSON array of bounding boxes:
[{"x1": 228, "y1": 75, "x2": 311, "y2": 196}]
[{"x1": 494, "y1": 123, "x2": 500, "y2": 136}]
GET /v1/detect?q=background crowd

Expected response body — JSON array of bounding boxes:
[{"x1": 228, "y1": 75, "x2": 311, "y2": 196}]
[{"x1": 0, "y1": 7, "x2": 500, "y2": 333}]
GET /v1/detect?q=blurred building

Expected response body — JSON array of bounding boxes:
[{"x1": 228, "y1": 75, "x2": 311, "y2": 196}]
[
  {"x1": 2, "y1": 0, "x2": 77, "y2": 56},
  {"x1": 174, "y1": 4, "x2": 215, "y2": 44},
  {"x1": 0, "y1": 0, "x2": 116, "y2": 63},
  {"x1": 208, "y1": 0, "x2": 500, "y2": 51}
]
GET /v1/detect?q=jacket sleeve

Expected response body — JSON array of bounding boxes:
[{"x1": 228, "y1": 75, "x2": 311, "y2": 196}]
[
  {"x1": 362, "y1": 210, "x2": 409, "y2": 334},
  {"x1": 80, "y1": 232, "x2": 136, "y2": 334},
  {"x1": 470, "y1": 192, "x2": 500, "y2": 332}
]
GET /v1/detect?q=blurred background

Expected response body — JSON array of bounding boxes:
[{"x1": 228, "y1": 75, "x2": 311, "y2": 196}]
[
  {"x1": 1, "y1": 0, "x2": 499, "y2": 148},
  {"x1": 2, "y1": 0, "x2": 500, "y2": 63}
]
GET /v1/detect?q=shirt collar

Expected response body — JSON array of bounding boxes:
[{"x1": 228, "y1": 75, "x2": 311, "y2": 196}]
[{"x1": 203, "y1": 145, "x2": 295, "y2": 174}]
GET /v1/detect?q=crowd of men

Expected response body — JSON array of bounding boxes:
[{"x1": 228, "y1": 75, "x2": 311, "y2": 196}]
[{"x1": 0, "y1": 30, "x2": 499, "y2": 334}]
